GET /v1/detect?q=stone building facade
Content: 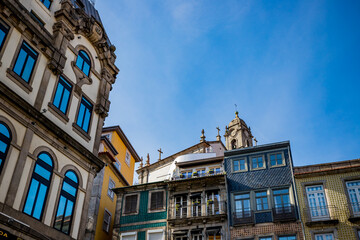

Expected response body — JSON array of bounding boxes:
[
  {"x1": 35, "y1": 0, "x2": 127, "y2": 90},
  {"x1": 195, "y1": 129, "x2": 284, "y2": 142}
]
[
  {"x1": 294, "y1": 159, "x2": 360, "y2": 240},
  {"x1": 0, "y1": 0, "x2": 118, "y2": 239}
]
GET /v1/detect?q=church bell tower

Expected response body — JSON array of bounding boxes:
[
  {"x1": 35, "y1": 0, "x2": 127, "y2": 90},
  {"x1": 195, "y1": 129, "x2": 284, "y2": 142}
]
[{"x1": 224, "y1": 111, "x2": 254, "y2": 150}]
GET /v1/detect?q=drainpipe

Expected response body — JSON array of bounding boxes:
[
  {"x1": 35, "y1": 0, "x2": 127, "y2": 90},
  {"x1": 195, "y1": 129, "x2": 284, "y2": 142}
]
[{"x1": 288, "y1": 144, "x2": 306, "y2": 240}]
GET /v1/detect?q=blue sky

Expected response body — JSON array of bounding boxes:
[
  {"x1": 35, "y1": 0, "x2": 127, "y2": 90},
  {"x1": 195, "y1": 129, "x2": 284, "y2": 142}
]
[{"x1": 96, "y1": 0, "x2": 360, "y2": 168}]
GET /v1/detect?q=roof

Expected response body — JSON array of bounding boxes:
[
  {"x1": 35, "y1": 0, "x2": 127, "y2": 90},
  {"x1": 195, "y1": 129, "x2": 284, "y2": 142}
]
[
  {"x1": 136, "y1": 140, "x2": 225, "y2": 173},
  {"x1": 176, "y1": 156, "x2": 224, "y2": 167},
  {"x1": 98, "y1": 152, "x2": 130, "y2": 186},
  {"x1": 224, "y1": 141, "x2": 290, "y2": 157},
  {"x1": 71, "y1": 0, "x2": 101, "y2": 24},
  {"x1": 102, "y1": 125, "x2": 141, "y2": 162},
  {"x1": 294, "y1": 158, "x2": 360, "y2": 178}
]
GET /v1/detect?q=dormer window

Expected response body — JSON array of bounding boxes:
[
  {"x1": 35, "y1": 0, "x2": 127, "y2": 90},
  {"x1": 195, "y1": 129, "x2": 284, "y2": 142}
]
[{"x1": 76, "y1": 50, "x2": 91, "y2": 76}]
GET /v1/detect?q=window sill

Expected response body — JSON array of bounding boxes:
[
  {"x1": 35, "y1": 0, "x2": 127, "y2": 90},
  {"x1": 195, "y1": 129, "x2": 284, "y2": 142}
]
[
  {"x1": 122, "y1": 212, "x2": 138, "y2": 216},
  {"x1": 6, "y1": 68, "x2": 32, "y2": 93},
  {"x1": 250, "y1": 167, "x2": 266, "y2": 171},
  {"x1": 48, "y1": 102, "x2": 69, "y2": 123},
  {"x1": 148, "y1": 208, "x2": 166, "y2": 213},
  {"x1": 72, "y1": 123, "x2": 91, "y2": 142},
  {"x1": 233, "y1": 169, "x2": 248, "y2": 173},
  {"x1": 269, "y1": 164, "x2": 286, "y2": 168}
]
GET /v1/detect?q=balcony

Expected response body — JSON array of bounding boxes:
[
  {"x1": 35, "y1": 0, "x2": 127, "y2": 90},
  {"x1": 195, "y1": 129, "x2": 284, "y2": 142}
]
[
  {"x1": 233, "y1": 209, "x2": 254, "y2": 225},
  {"x1": 272, "y1": 205, "x2": 297, "y2": 222},
  {"x1": 348, "y1": 202, "x2": 360, "y2": 222},
  {"x1": 304, "y1": 205, "x2": 339, "y2": 227},
  {"x1": 172, "y1": 170, "x2": 225, "y2": 181},
  {"x1": 168, "y1": 201, "x2": 227, "y2": 222}
]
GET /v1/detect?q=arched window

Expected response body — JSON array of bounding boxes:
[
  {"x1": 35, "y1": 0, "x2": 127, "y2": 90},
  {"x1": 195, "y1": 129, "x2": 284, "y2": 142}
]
[
  {"x1": 231, "y1": 139, "x2": 237, "y2": 150},
  {"x1": 23, "y1": 152, "x2": 53, "y2": 220},
  {"x1": 54, "y1": 170, "x2": 79, "y2": 235},
  {"x1": 0, "y1": 122, "x2": 11, "y2": 174},
  {"x1": 75, "y1": 50, "x2": 91, "y2": 76}
]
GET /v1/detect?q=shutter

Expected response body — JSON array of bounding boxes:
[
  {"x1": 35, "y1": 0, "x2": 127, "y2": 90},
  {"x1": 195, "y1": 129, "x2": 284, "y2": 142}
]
[
  {"x1": 151, "y1": 192, "x2": 163, "y2": 210},
  {"x1": 125, "y1": 195, "x2": 137, "y2": 213}
]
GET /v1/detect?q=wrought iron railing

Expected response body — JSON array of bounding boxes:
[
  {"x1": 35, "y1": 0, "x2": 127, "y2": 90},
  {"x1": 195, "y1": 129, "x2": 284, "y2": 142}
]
[
  {"x1": 168, "y1": 201, "x2": 227, "y2": 219},
  {"x1": 304, "y1": 205, "x2": 338, "y2": 224},
  {"x1": 272, "y1": 204, "x2": 296, "y2": 221},
  {"x1": 232, "y1": 209, "x2": 254, "y2": 225}
]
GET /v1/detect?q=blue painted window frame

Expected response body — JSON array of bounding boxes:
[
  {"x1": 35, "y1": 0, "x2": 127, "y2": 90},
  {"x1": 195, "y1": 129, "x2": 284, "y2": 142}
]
[
  {"x1": 23, "y1": 152, "x2": 53, "y2": 220},
  {"x1": 0, "y1": 122, "x2": 11, "y2": 175},
  {"x1": 13, "y1": 41, "x2": 38, "y2": 83},
  {"x1": 0, "y1": 20, "x2": 9, "y2": 52},
  {"x1": 76, "y1": 96, "x2": 93, "y2": 133},
  {"x1": 54, "y1": 170, "x2": 79, "y2": 235},
  {"x1": 53, "y1": 76, "x2": 73, "y2": 115},
  {"x1": 75, "y1": 50, "x2": 91, "y2": 76}
]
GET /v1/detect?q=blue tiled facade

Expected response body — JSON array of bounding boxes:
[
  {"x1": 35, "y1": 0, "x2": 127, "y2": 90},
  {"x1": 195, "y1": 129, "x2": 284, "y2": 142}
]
[{"x1": 224, "y1": 141, "x2": 299, "y2": 226}]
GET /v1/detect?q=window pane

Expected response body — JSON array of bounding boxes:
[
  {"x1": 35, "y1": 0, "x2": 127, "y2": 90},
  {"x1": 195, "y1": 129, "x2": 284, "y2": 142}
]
[
  {"x1": 21, "y1": 56, "x2": 35, "y2": 82},
  {"x1": 82, "y1": 109, "x2": 91, "y2": 132},
  {"x1": 65, "y1": 171, "x2": 78, "y2": 183},
  {"x1": 77, "y1": 104, "x2": 85, "y2": 126},
  {"x1": 42, "y1": 0, "x2": 51, "y2": 8},
  {"x1": 38, "y1": 153, "x2": 53, "y2": 166},
  {"x1": 13, "y1": 49, "x2": 27, "y2": 76},
  {"x1": 233, "y1": 160, "x2": 239, "y2": 171},
  {"x1": 23, "y1": 179, "x2": 39, "y2": 215},
  {"x1": 0, "y1": 140, "x2": 7, "y2": 153},
  {"x1": 76, "y1": 56, "x2": 84, "y2": 70},
  {"x1": 53, "y1": 84, "x2": 63, "y2": 108},
  {"x1": 54, "y1": 196, "x2": 66, "y2": 229},
  {"x1": 32, "y1": 183, "x2": 47, "y2": 219},
  {"x1": 63, "y1": 181, "x2": 76, "y2": 196},
  {"x1": 0, "y1": 123, "x2": 10, "y2": 138},
  {"x1": 83, "y1": 62, "x2": 90, "y2": 76},
  {"x1": 34, "y1": 164, "x2": 51, "y2": 180},
  {"x1": 60, "y1": 89, "x2": 70, "y2": 113}
]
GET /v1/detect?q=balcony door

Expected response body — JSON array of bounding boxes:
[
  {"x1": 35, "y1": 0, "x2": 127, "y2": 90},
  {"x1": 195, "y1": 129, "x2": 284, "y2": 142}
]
[
  {"x1": 206, "y1": 191, "x2": 220, "y2": 215},
  {"x1": 346, "y1": 180, "x2": 360, "y2": 215},
  {"x1": 191, "y1": 194, "x2": 202, "y2": 217},
  {"x1": 306, "y1": 185, "x2": 329, "y2": 220},
  {"x1": 175, "y1": 195, "x2": 187, "y2": 218}
]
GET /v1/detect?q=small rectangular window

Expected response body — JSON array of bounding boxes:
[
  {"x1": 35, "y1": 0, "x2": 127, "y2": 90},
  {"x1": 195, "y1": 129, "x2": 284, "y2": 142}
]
[
  {"x1": 270, "y1": 153, "x2": 284, "y2": 166},
  {"x1": 0, "y1": 20, "x2": 9, "y2": 51},
  {"x1": 53, "y1": 76, "x2": 72, "y2": 114},
  {"x1": 256, "y1": 191, "x2": 269, "y2": 211},
  {"x1": 76, "y1": 96, "x2": 93, "y2": 133},
  {"x1": 114, "y1": 158, "x2": 121, "y2": 172},
  {"x1": 13, "y1": 41, "x2": 38, "y2": 83},
  {"x1": 251, "y1": 156, "x2": 264, "y2": 169},
  {"x1": 278, "y1": 236, "x2": 296, "y2": 240},
  {"x1": 346, "y1": 180, "x2": 360, "y2": 215},
  {"x1": 107, "y1": 178, "x2": 115, "y2": 200},
  {"x1": 150, "y1": 191, "x2": 164, "y2": 210},
  {"x1": 233, "y1": 158, "x2": 246, "y2": 172},
  {"x1": 30, "y1": 11, "x2": 45, "y2": 27},
  {"x1": 125, "y1": 151, "x2": 131, "y2": 166},
  {"x1": 102, "y1": 209, "x2": 111, "y2": 233},
  {"x1": 40, "y1": 0, "x2": 52, "y2": 9},
  {"x1": 259, "y1": 237, "x2": 272, "y2": 240},
  {"x1": 124, "y1": 195, "x2": 138, "y2": 214},
  {"x1": 314, "y1": 233, "x2": 334, "y2": 240}
]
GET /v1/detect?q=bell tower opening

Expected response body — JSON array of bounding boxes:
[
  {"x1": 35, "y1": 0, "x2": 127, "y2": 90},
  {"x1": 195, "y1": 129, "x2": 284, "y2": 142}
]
[{"x1": 231, "y1": 139, "x2": 237, "y2": 150}]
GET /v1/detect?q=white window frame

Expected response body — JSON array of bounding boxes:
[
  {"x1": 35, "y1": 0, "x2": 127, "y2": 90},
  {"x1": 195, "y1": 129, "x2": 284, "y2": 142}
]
[
  {"x1": 121, "y1": 232, "x2": 137, "y2": 240},
  {"x1": 125, "y1": 150, "x2": 131, "y2": 166},
  {"x1": 102, "y1": 209, "x2": 112, "y2": 233},
  {"x1": 306, "y1": 185, "x2": 329, "y2": 220},
  {"x1": 268, "y1": 152, "x2": 285, "y2": 168},
  {"x1": 148, "y1": 190, "x2": 166, "y2": 213},
  {"x1": 314, "y1": 233, "x2": 334, "y2": 240},
  {"x1": 122, "y1": 193, "x2": 140, "y2": 215},
  {"x1": 114, "y1": 157, "x2": 121, "y2": 172},
  {"x1": 107, "y1": 177, "x2": 115, "y2": 200},
  {"x1": 147, "y1": 229, "x2": 164, "y2": 240},
  {"x1": 346, "y1": 180, "x2": 360, "y2": 216}
]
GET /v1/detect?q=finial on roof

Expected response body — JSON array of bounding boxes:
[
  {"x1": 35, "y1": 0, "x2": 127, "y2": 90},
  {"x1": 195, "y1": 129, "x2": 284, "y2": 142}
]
[
  {"x1": 145, "y1": 153, "x2": 150, "y2": 166},
  {"x1": 235, "y1": 111, "x2": 239, "y2": 118},
  {"x1": 254, "y1": 138, "x2": 258, "y2": 146},
  {"x1": 158, "y1": 148, "x2": 163, "y2": 161},
  {"x1": 216, "y1": 126, "x2": 221, "y2": 141},
  {"x1": 200, "y1": 129, "x2": 206, "y2": 142},
  {"x1": 139, "y1": 157, "x2": 143, "y2": 168}
]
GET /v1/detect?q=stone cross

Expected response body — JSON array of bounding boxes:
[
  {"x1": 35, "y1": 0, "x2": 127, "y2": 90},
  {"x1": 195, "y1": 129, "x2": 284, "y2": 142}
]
[
  {"x1": 158, "y1": 148, "x2": 163, "y2": 161},
  {"x1": 254, "y1": 138, "x2": 258, "y2": 146},
  {"x1": 216, "y1": 126, "x2": 221, "y2": 141}
]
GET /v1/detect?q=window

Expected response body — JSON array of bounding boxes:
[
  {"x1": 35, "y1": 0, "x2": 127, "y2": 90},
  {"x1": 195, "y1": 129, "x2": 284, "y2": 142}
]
[
  {"x1": 233, "y1": 158, "x2": 246, "y2": 172},
  {"x1": 124, "y1": 194, "x2": 138, "y2": 214},
  {"x1": 76, "y1": 96, "x2": 93, "y2": 133},
  {"x1": 306, "y1": 185, "x2": 329, "y2": 220},
  {"x1": 207, "y1": 191, "x2": 220, "y2": 215},
  {"x1": 125, "y1": 151, "x2": 131, "y2": 166},
  {"x1": 13, "y1": 41, "x2": 38, "y2": 83},
  {"x1": 191, "y1": 194, "x2": 202, "y2": 217},
  {"x1": 273, "y1": 188, "x2": 291, "y2": 213},
  {"x1": 76, "y1": 50, "x2": 91, "y2": 76},
  {"x1": 259, "y1": 237, "x2": 272, "y2": 240},
  {"x1": 314, "y1": 233, "x2": 334, "y2": 240},
  {"x1": 234, "y1": 193, "x2": 251, "y2": 218},
  {"x1": 0, "y1": 20, "x2": 9, "y2": 51},
  {"x1": 175, "y1": 195, "x2": 187, "y2": 218},
  {"x1": 279, "y1": 236, "x2": 296, "y2": 240},
  {"x1": 256, "y1": 191, "x2": 269, "y2": 211},
  {"x1": 150, "y1": 191, "x2": 164, "y2": 210},
  {"x1": 270, "y1": 153, "x2": 284, "y2": 167},
  {"x1": 195, "y1": 169, "x2": 205, "y2": 177},
  {"x1": 346, "y1": 180, "x2": 360, "y2": 215},
  {"x1": 107, "y1": 177, "x2": 115, "y2": 200},
  {"x1": 251, "y1": 156, "x2": 264, "y2": 169},
  {"x1": 52, "y1": 76, "x2": 72, "y2": 115},
  {"x1": 40, "y1": 0, "x2": 52, "y2": 9},
  {"x1": 102, "y1": 209, "x2": 111, "y2": 233},
  {"x1": 121, "y1": 232, "x2": 137, "y2": 240},
  {"x1": 0, "y1": 122, "x2": 11, "y2": 175},
  {"x1": 180, "y1": 170, "x2": 192, "y2": 179},
  {"x1": 148, "y1": 230, "x2": 164, "y2": 240},
  {"x1": 30, "y1": 11, "x2": 45, "y2": 27},
  {"x1": 54, "y1": 171, "x2": 79, "y2": 235},
  {"x1": 23, "y1": 153, "x2": 53, "y2": 220},
  {"x1": 114, "y1": 158, "x2": 121, "y2": 172}
]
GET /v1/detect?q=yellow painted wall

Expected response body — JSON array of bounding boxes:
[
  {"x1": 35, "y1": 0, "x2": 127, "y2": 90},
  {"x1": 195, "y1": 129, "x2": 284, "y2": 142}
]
[
  {"x1": 109, "y1": 131, "x2": 136, "y2": 184},
  {"x1": 295, "y1": 171, "x2": 359, "y2": 240}
]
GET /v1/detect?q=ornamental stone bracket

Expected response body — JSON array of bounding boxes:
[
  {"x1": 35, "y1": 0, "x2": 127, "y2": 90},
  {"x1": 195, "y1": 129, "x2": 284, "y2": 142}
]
[{"x1": 48, "y1": 50, "x2": 67, "y2": 75}]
